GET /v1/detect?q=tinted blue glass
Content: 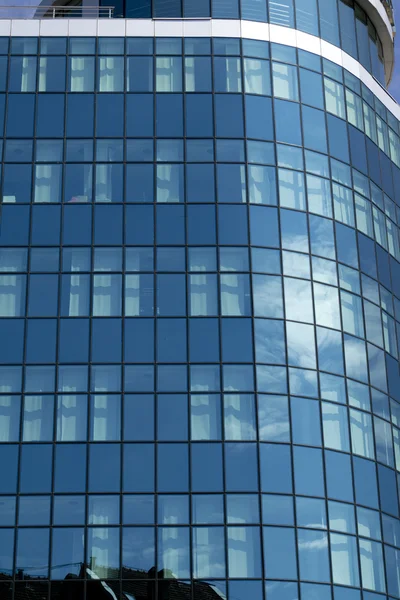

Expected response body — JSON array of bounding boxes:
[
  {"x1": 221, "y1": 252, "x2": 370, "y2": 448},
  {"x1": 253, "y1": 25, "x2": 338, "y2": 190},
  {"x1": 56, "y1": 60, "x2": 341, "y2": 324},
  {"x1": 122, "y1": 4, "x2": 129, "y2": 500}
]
[
  {"x1": 0, "y1": 445, "x2": 18, "y2": 493},
  {"x1": 246, "y1": 96, "x2": 273, "y2": 140},
  {"x1": 266, "y1": 582, "x2": 298, "y2": 600},
  {"x1": 294, "y1": 446, "x2": 325, "y2": 497},
  {"x1": 126, "y1": 94, "x2": 154, "y2": 136},
  {"x1": 89, "y1": 444, "x2": 120, "y2": 492},
  {"x1": 156, "y1": 94, "x2": 183, "y2": 137},
  {"x1": 54, "y1": 445, "x2": 86, "y2": 493},
  {"x1": 187, "y1": 205, "x2": 216, "y2": 243},
  {"x1": 327, "y1": 114, "x2": 350, "y2": 162},
  {"x1": 0, "y1": 29, "x2": 397, "y2": 598},
  {"x1": 336, "y1": 223, "x2": 358, "y2": 268},
  {"x1": 191, "y1": 444, "x2": 223, "y2": 491},
  {"x1": 0, "y1": 206, "x2": 30, "y2": 246},
  {"x1": 378, "y1": 464, "x2": 399, "y2": 517},
  {"x1": 26, "y1": 319, "x2": 56, "y2": 363},
  {"x1": 325, "y1": 450, "x2": 353, "y2": 502},
  {"x1": 156, "y1": 205, "x2": 185, "y2": 245},
  {"x1": 124, "y1": 444, "x2": 154, "y2": 492},
  {"x1": 218, "y1": 205, "x2": 248, "y2": 245},
  {"x1": 190, "y1": 319, "x2": 220, "y2": 362},
  {"x1": 303, "y1": 106, "x2": 328, "y2": 153},
  {"x1": 260, "y1": 443, "x2": 292, "y2": 493},
  {"x1": 221, "y1": 318, "x2": 253, "y2": 362},
  {"x1": 301, "y1": 583, "x2": 331, "y2": 600},
  {"x1": 20, "y1": 445, "x2": 52, "y2": 493},
  {"x1": 6, "y1": 95, "x2": 34, "y2": 137},
  {"x1": 225, "y1": 443, "x2": 258, "y2": 491},
  {"x1": 66, "y1": 95, "x2": 94, "y2": 137},
  {"x1": 298, "y1": 530, "x2": 330, "y2": 582},
  {"x1": 264, "y1": 526, "x2": 297, "y2": 579},
  {"x1": 255, "y1": 319, "x2": 285, "y2": 363},
  {"x1": 229, "y1": 581, "x2": 263, "y2": 600},
  {"x1": 17, "y1": 528, "x2": 49, "y2": 579},
  {"x1": 51, "y1": 527, "x2": 84, "y2": 579},
  {"x1": 215, "y1": 95, "x2": 244, "y2": 137},
  {"x1": 125, "y1": 205, "x2": 154, "y2": 245},
  {"x1": 37, "y1": 95, "x2": 64, "y2": 137},
  {"x1": 275, "y1": 99, "x2": 302, "y2": 145},
  {"x1": 158, "y1": 443, "x2": 189, "y2": 492},
  {"x1": 212, "y1": 0, "x2": 238, "y2": 17},
  {"x1": 157, "y1": 318, "x2": 186, "y2": 360},
  {"x1": 0, "y1": 320, "x2": 24, "y2": 363},
  {"x1": 300, "y1": 68, "x2": 324, "y2": 108},
  {"x1": 59, "y1": 319, "x2": 89, "y2": 363},
  {"x1": 186, "y1": 95, "x2": 213, "y2": 137},
  {"x1": 3, "y1": 164, "x2": 32, "y2": 204},
  {"x1": 94, "y1": 205, "x2": 123, "y2": 245},
  {"x1": 92, "y1": 319, "x2": 122, "y2": 363},
  {"x1": 96, "y1": 95, "x2": 124, "y2": 137},
  {"x1": 0, "y1": 497, "x2": 16, "y2": 526},
  {"x1": 125, "y1": 320, "x2": 154, "y2": 363}
]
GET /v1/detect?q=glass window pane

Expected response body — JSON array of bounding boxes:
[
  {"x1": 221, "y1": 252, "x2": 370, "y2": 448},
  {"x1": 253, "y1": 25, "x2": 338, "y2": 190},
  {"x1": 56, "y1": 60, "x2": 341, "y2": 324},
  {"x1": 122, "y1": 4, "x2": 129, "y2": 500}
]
[
  {"x1": 272, "y1": 62, "x2": 298, "y2": 100},
  {"x1": 69, "y1": 57, "x2": 95, "y2": 92},
  {"x1": 22, "y1": 395, "x2": 54, "y2": 442},
  {"x1": 228, "y1": 526, "x2": 261, "y2": 577},
  {"x1": 90, "y1": 394, "x2": 121, "y2": 441},
  {"x1": 156, "y1": 57, "x2": 182, "y2": 92},
  {"x1": 330, "y1": 533, "x2": 360, "y2": 587},
  {"x1": 56, "y1": 395, "x2": 87, "y2": 441}
]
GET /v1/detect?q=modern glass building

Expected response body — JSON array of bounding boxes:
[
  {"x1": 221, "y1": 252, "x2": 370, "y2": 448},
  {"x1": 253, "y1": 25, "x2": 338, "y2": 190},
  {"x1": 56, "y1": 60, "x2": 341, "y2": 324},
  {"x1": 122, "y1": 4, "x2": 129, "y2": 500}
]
[{"x1": 1, "y1": 0, "x2": 400, "y2": 599}]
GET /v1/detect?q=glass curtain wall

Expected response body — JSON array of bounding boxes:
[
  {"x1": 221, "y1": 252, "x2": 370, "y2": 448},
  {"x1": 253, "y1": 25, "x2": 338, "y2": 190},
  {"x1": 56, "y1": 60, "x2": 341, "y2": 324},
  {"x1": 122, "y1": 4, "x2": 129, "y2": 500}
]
[{"x1": 0, "y1": 32, "x2": 399, "y2": 600}]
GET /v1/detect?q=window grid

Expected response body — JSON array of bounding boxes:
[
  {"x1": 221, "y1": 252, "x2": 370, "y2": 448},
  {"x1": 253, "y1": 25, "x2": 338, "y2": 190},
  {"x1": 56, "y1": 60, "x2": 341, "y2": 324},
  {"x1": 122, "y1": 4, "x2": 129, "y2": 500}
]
[{"x1": 0, "y1": 32, "x2": 399, "y2": 600}]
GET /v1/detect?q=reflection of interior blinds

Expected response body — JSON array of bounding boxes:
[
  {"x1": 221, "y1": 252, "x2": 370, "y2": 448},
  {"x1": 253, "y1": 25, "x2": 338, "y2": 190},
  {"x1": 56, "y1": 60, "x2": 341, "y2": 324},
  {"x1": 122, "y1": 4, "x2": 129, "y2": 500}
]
[
  {"x1": 125, "y1": 274, "x2": 139, "y2": 316},
  {"x1": 92, "y1": 395, "x2": 108, "y2": 441},
  {"x1": 35, "y1": 165, "x2": 60, "y2": 203},
  {"x1": 191, "y1": 394, "x2": 214, "y2": 439},
  {"x1": 0, "y1": 396, "x2": 13, "y2": 441},
  {"x1": 0, "y1": 275, "x2": 20, "y2": 316},
  {"x1": 38, "y1": 57, "x2": 47, "y2": 91},
  {"x1": 221, "y1": 274, "x2": 242, "y2": 315},
  {"x1": 99, "y1": 57, "x2": 116, "y2": 92},
  {"x1": 23, "y1": 396, "x2": 44, "y2": 441},
  {"x1": 296, "y1": 8, "x2": 315, "y2": 35},
  {"x1": 95, "y1": 165, "x2": 113, "y2": 203},
  {"x1": 70, "y1": 57, "x2": 86, "y2": 92},
  {"x1": 157, "y1": 165, "x2": 181, "y2": 203},
  {"x1": 190, "y1": 274, "x2": 208, "y2": 316},
  {"x1": 21, "y1": 57, "x2": 32, "y2": 92},
  {"x1": 93, "y1": 275, "x2": 113, "y2": 316},
  {"x1": 57, "y1": 395, "x2": 79, "y2": 441},
  {"x1": 67, "y1": 274, "x2": 86, "y2": 316},
  {"x1": 269, "y1": 0, "x2": 292, "y2": 26}
]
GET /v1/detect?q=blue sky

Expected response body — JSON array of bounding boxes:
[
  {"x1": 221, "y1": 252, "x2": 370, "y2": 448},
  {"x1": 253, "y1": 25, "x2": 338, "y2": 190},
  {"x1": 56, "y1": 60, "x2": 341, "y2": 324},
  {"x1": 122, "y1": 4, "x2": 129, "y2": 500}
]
[{"x1": 389, "y1": 0, "x2": 400, "y2": 100}]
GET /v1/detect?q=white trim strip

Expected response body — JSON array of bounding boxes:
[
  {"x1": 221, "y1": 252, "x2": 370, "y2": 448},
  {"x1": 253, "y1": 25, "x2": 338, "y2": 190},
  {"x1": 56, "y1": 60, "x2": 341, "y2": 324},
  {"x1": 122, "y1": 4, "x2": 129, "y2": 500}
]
[{"x1": 0, "y1": 17, "x2": 398, "y2": 120}]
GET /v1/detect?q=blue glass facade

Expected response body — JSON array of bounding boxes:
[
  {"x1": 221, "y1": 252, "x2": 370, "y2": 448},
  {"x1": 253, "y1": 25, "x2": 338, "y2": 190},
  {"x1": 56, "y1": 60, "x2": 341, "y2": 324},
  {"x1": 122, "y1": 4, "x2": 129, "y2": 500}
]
[
  {"x1": 103, "y1": 0, "x2": 387, "y2": 85},
  {"x1": 0, "y1": 18, "x2": 399, "y2": 600},
  {"x1": 0, "y1": 0, "x2": 388, "y2": 84}
]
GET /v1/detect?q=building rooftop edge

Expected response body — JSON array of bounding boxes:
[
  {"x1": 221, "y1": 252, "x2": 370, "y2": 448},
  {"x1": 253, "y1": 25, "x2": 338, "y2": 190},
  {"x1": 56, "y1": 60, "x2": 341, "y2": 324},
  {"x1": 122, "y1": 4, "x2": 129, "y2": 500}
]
[
  {"x1": 0, "y1": 17, "x2": 397, "y2": 118},
  {"x1": 358, "y1": 0, "x2": 395, "y2": 84}
]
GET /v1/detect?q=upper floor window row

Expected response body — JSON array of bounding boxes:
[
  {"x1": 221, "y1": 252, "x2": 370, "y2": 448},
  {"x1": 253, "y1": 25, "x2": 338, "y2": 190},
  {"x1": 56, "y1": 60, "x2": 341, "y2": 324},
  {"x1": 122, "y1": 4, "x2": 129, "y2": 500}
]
[{"x1": 0, "y1": 0, "x2": 386, "y2": 83}]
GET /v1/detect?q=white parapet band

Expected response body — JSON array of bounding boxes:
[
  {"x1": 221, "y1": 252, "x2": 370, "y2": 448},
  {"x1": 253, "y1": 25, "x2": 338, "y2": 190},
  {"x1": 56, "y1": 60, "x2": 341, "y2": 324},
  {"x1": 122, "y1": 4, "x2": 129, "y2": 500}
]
[{"x1": 0, "y1": 17, "x2": 398, "y2": 121}]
